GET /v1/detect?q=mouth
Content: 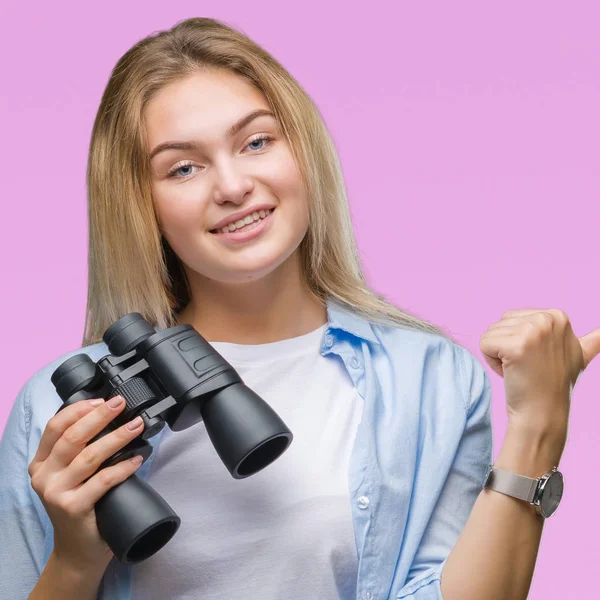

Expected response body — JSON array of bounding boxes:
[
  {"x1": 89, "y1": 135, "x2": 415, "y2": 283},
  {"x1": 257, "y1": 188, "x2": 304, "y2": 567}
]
[{"x1": 209, "y1": 208, "x2": 275, "y2": 234}]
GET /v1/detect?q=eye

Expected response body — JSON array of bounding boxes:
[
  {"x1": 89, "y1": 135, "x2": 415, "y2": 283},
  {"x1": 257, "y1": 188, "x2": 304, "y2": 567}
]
[
  {"x1": 167, "y1": 161, "x2": 198, "y2": 179},
  {"x1": 244, "y1": 133, "x2": 274, "y2": 152},
  {"x1": 166, "y1": 134, "x2": 274, "y2": 179}
]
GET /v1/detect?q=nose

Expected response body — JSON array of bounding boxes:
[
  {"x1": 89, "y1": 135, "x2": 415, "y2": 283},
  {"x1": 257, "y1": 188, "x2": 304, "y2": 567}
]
[{"x1": 213, "y1": 162, "x2": 255, "y2": 206}]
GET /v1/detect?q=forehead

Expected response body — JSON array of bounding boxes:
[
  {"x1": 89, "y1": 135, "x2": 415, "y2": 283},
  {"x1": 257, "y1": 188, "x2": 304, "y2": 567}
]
[{"x1": 143, "y1": 71, "x2": 270, "y2": 148}]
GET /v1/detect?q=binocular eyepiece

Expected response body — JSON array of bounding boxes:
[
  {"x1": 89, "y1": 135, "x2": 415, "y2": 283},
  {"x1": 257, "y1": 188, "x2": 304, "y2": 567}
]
[{"x1": 50, "y1": 313, "x2": 293, "y2": 564}]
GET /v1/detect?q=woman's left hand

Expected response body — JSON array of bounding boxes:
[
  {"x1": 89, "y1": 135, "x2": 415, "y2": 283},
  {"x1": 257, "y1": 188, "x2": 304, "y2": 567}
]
[{"x1": 479, "y1": 308, "x2": 600, "y2": 432}]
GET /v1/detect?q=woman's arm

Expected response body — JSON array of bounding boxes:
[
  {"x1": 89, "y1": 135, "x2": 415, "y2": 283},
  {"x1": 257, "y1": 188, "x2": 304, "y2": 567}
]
[
  {"x1": 0, "y1": 375, "x2": 48, "y2": 599},
  {"x1": 440, "y1": 418, "x2": 566, "y2": 600},
  {"x1": 0, "y1": 375, "x2": 112, "y2": 600},
  {"x1": 441, "y1": 307, "x2": 598, "y2": 600},
  {"x1": 27, "y1": 551, "x2": 105, "y2": 600}
]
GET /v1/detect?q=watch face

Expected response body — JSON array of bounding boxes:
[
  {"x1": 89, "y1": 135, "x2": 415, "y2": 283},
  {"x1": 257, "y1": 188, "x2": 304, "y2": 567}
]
[{"x1": 540, "y1": 471, "x2": 564, "y2": 518}]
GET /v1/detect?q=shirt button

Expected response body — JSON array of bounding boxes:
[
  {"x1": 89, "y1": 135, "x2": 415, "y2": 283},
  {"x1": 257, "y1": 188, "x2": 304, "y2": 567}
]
[
  {"x1": 350, "y1": 356, "x2": 360, "y2": 369},
  {"x1": 324, "y1": 334, "x2": 334, "y2": 348},
  {"x1": 357, "y1": 495, "x2": 370, "y2": 509},
  {"x1": 365, "y1": 591, "x2": 373, "y2": 600}
]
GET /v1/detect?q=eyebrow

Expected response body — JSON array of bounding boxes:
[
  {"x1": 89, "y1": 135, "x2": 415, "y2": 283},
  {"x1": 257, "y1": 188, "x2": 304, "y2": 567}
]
[{"x1": 148, "y1": 108, "x2": 276, "y2": 161}]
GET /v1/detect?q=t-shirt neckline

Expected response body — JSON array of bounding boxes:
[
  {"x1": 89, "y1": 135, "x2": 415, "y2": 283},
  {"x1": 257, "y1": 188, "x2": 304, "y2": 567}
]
[{"x1": 207, "y1": 322, "x2": 328, "y2": 365}]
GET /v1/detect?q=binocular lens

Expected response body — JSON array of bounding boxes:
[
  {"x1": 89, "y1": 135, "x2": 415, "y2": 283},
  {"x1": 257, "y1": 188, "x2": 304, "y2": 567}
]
[
  {"x1": 95, "y1": 474, "x2": 181, "y2": 565},
  {"x1": 237, "y1": 435, "x2": 291, "y2": 477}
]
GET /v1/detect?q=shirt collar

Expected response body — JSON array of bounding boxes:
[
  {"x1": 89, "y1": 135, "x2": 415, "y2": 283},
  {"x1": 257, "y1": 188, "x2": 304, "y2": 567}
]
[{"x1": 325, "y1": 297, "x2": 380, "y2": 345}]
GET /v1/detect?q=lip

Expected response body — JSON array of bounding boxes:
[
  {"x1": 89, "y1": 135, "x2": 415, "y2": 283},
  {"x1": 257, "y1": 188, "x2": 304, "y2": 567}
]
[
  {"x1": 209, "y1": 204, "x2": 276, "y2": 232},
  {"x1": 210, "y1": 208, "x2": 275, "y2": 244}
]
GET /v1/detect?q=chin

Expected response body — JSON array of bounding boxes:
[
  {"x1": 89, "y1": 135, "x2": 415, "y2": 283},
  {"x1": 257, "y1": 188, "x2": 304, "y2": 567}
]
[
  {"x1": 191, "y1": 235, "x2": 303, "y2": 284},
  {"x1": 204, "y1": 259, "x2": 283, "y2": 284}
]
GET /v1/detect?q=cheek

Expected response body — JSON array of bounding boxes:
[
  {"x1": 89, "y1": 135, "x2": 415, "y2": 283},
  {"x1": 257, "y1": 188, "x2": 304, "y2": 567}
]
[
  {"x1": 153, "y1": 187, "x2": 203, "y2": 233},
  {"x1": 268, "y1": 156, "x2": 309, "y2": 221},
  {"x1": 261, "y1": 143, "x2": 304, "y2": 194},
  {"x1": 152, "y1": 196, "x2": 210, "y2": 267}
]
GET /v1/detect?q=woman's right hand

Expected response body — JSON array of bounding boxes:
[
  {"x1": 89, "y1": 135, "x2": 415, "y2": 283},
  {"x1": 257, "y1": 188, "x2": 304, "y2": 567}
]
[{"x1": 28, "y1": 396, "x2": 146, "y2": 574}]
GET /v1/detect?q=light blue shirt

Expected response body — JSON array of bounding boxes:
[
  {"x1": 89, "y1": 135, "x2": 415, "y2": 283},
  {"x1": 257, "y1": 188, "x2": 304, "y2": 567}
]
[{"x1": 0, "y1": 297, "x2": 492, "y2": 599}]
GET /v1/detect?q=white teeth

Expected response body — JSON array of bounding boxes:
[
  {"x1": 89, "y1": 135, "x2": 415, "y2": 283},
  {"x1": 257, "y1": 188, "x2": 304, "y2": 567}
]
[{"x1": 218, "y1": 209, "x2": 272, "y2": 234}]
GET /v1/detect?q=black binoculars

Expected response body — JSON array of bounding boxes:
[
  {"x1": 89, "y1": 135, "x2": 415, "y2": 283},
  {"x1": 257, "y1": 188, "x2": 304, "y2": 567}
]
[{"x1": 50, "y1": 313, "x2": 293, "y2": 565}]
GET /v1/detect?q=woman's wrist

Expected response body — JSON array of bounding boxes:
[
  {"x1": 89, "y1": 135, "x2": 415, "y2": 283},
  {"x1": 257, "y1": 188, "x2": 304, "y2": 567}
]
[
  {"x1": 493, "y1": 418, "x2": 567, "y2": 478},
  {"x1": 53, "y1": 545, "x2": 112, "y2": 576},
  {"x1": 28, "y1": 551, "x2": 107, "y2": 600}
]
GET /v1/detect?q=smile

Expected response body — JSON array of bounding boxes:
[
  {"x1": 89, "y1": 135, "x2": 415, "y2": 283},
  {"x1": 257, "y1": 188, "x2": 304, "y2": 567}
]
[
  {"x1": 209, "y1": 208, "x2": 276, "y2": 244},
  {"x1": 210, "y1": 208, "x2": 274, "y2": 234}
]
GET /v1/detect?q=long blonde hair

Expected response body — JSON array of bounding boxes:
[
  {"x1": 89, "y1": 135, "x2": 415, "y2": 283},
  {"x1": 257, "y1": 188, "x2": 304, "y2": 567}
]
[{"x1": 82, "y1": 17, "x2": 456, "y2": 347}]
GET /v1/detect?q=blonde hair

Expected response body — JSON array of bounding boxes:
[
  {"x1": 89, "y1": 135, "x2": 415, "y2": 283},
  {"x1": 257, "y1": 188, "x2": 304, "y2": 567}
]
[{"x1": 82, "y1": 17, "x2": 456, "y2": 347}]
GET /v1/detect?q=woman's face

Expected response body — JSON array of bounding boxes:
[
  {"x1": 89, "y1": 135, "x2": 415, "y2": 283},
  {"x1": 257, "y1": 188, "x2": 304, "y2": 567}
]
[{"x1": 144, "y1": 70, "x2": 309, "y2": 285}]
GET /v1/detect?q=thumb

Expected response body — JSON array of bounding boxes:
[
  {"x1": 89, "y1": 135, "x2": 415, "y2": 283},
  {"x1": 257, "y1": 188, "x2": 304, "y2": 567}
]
[{"x1": 578, "y1": 327, "x2": 600, "y2": 369}]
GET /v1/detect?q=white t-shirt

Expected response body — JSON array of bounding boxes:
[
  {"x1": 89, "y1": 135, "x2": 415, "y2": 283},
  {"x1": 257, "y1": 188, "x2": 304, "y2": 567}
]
[{"x1": 131, "y1": 323, "x2": 364, "y2": 599}]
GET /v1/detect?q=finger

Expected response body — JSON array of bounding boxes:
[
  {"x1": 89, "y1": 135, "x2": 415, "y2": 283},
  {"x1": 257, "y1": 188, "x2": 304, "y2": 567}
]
[
  {"x1": 480, "y1": 330, "x2": 521, "y2": 362},
  {"x1": 32, "y1": 399, "x2": 106, "y2": 465},
  {"x1": 59, "y1": 415, "x2": 145, "y2": 490},
  {"x1": 501, "y1": 308, "x2": 547, "y2": 319},
  {"x1": 74, "y1": 455, "x2": 145, "y2": 511},
  {"x1": 47, "y1": 397, "x2": 127, "y2": 470},
  {"x1": 486, "y1": 319, "x2": 522, "y2": 331}
]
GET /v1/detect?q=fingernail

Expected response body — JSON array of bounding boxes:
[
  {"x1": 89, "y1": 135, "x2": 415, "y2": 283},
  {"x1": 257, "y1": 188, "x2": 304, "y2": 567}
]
[
  {"x1": 130, "y1": 455, "x2": 144, "y2": 465},
  {"x1": 126, "y1": 416, "x2": 143, "y2": 430},
  {"x1": 107, "y1": 396, "x2": 124, "y2": 408},
  {"x1": 89, "y1": 399, "x2": 104, "y2": 406}
]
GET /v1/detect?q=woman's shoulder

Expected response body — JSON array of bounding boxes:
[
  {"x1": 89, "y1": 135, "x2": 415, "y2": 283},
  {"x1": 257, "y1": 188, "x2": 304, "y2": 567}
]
[
  {"x1": 368, "y1": 321, "x2": 489, "y2": 414},
  {"x1": 369, "y1": 320, "x2": 468, "y2": 359}
]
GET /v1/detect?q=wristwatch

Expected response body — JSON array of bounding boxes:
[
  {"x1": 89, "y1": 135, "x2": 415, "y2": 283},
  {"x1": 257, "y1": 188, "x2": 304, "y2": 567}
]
[{"x1": 483, "y1": 464, "x2": 564, "y2": 519}]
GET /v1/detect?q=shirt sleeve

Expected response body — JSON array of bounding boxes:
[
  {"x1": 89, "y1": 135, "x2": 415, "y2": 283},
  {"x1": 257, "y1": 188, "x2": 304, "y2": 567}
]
[
  {"x1": 396, "y1": 345, "x2": 494, "y2": 599},
  {"x1": 0, "y1": 374, "x2": 47, "y2": 599}
]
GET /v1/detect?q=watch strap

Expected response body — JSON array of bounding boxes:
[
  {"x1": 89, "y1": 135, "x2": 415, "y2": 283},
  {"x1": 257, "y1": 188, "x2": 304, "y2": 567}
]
[{"x1": 484, "y1": 466, "x2": 539, "y2": 503}]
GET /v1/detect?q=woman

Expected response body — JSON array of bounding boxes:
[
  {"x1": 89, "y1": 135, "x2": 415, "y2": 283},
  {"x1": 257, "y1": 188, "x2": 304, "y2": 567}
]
[{"x1": 1, "y1": 16, "x2": 595, "y2": 600}]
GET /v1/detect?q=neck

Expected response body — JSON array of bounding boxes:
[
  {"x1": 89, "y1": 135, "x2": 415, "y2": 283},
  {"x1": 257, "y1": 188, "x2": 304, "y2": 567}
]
[{"x1": 176, "y1": 252, "x2": 328, "y2": 344}]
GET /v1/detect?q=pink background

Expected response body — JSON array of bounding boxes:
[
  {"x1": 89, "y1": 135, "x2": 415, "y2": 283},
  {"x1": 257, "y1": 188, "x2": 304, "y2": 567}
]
[{"x1": 1, "y1": 1, "x2": 598, "y2": 597}]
